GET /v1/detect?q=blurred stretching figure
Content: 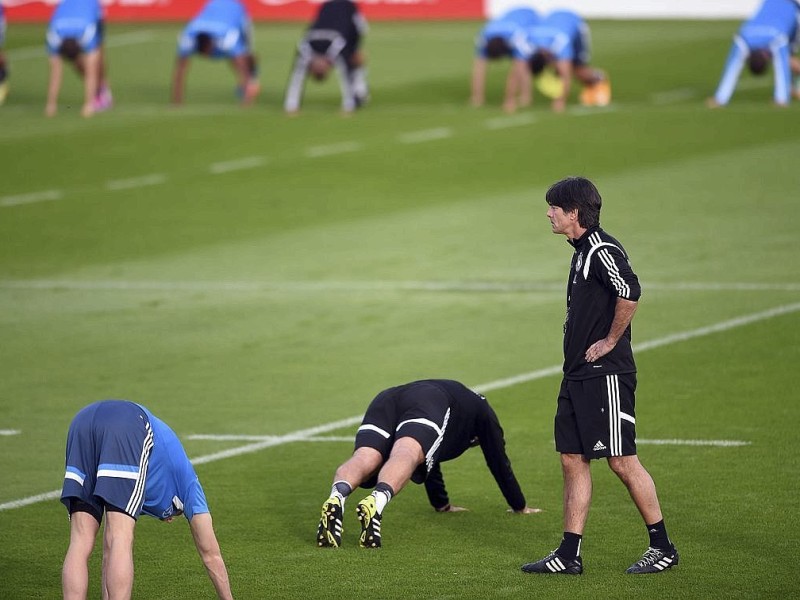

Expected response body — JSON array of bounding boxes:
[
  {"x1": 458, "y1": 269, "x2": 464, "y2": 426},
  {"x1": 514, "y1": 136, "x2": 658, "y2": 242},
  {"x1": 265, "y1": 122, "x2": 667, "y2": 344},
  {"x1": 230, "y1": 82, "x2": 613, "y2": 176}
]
[
  {"x1": 526, "y1": 9, "x2": 610, "y2": 113},
  {"x1": 470, "y1": 6, "x2": 540, "y2": 112},
  {"x1": 521, "y1": 177, "x2": 678, "y2": 576},
  {"x1": 172, "y1": 0, "x2": 260, "y2": 106},
  {"x1": 316, "y1": 379, "x2": 540, "y2": 549},
  {"x1": 45, "y1": 0, "x2": 112, "y2": 117},
  {"x1": 61, "y1": 400, "x2": 233, "y2": 599},
  {"x1": 0, "y1": 4, "x2": 9, "y2": 105},
  {"x1": 283, "y1": 0, "x2": 368, "y2": 115},
  {"x1": 708, "y1": 0, "x2": 800, "y2": 107}
]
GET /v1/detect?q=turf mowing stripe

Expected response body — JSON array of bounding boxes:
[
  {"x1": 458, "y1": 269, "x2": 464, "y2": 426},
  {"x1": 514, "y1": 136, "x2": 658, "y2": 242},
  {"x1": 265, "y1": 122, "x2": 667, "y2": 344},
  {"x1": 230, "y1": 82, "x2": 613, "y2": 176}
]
[
  {"x1": 106, "y1": 174, "x2": 167, "y2": 191},
  {"x1": 305, "y1": 142, "x2": 363, "y2": 158},
  {"x1": 3, "y1": 303, "x2": 794, "y2": 512},
  {"x1": 0, "y1": 189, "x2": 63, "y2": 207},
  {"x1": 209, "y1": 156, "x2": 268, "y2": 174},
  {"x1": 397, "y1": 128, "x2": 453, "y2": 144},
  {"x1": 2, "y1": 280, "x2": 799, "y2": 293}
]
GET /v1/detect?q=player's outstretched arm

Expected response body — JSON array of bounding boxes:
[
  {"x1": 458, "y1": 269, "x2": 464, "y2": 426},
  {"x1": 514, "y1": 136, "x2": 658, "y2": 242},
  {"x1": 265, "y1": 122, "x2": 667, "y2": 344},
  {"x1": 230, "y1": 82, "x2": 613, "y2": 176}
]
[
  {"x1": 189, "y1": 512, "x2": 234, "y2": 600},
  {"x1": 171, "y1": 56, "x2": 190, "y2": 104}
]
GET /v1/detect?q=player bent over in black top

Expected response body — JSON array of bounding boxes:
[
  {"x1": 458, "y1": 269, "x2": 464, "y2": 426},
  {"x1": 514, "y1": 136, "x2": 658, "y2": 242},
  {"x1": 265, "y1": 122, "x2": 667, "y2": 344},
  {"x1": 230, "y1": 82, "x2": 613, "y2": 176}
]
[{"x1": 316, "y1": 379, "x2": 540, "y2": 549}]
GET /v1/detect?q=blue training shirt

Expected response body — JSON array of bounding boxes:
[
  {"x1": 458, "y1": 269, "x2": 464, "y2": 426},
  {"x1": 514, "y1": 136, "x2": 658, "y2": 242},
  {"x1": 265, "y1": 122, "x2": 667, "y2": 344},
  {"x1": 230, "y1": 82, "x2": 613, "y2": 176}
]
[
  {"x1": 138, "y1": 405, "x2": 210, "y2": 521},
  {"x1": 46, "y1": 0, "x2": 103, "y2": 55},
  {"x1": 476, "y1": 7, "x2": 539, "y2": 59},
  {"x1": 178, "y1": 0, "x2": 251, "y2": 58}
]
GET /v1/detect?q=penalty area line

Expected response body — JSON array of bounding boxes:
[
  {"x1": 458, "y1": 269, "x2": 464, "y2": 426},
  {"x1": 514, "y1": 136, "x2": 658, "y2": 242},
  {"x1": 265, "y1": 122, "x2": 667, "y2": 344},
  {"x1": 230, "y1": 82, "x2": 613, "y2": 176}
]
[{"x1": 2, "y1": 302, "x2": 794, "y2": 512}]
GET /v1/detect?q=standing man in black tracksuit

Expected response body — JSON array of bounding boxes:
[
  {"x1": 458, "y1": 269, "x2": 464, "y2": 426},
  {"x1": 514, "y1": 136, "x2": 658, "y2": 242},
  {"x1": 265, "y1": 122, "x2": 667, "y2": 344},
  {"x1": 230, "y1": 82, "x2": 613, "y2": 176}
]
[
  {"x1": 316, "y1": 379, "x2": 540, "y2": 549},
  {"x1": 522, "y1": 177, "x2": 679, "y2": 576},
  {"x1": 283, "y1": 0, "x2": 369, "y2": 114}
]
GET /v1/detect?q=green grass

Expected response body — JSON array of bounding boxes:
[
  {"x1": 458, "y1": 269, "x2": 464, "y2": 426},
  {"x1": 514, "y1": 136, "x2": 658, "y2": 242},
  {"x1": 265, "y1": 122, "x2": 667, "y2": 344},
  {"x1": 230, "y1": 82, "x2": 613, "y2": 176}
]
[{"x1": 1, "y1": 19, "x2": 799, "y2": 599}]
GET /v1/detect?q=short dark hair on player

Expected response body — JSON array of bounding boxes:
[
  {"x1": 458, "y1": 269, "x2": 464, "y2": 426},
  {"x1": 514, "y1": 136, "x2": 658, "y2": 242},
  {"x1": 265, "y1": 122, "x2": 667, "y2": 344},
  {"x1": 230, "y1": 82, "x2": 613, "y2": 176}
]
[
  {"x1": 485, "y1": 36, "x2": 511, "y2": 59},
  {"x1": 747, "y1": 49, "x2": 770, "y2": 75},
  {"x1": 546, "y1": 176, "x2": 602, "y2": 229},
  {"x1": 58, "y1": 38, "x2": 82, "y2": 61},
  {"x1": 528, "y1": 51, "x2": 547, "y2": 75},
  {"x1": 195, "y1": 32, "x2": 214, "y2": 55}
]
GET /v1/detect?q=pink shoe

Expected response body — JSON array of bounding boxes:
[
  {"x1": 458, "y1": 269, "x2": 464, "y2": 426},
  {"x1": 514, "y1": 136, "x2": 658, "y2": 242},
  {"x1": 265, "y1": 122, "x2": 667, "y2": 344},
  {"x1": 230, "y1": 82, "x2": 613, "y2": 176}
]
[{"x1": 93, "y1": 87, "x2": 113, "y2": 112}]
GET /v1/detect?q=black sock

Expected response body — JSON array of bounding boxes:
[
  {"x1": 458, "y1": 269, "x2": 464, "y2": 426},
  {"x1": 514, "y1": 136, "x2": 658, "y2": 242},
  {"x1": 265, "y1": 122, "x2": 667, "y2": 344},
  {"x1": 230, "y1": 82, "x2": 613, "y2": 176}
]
[
  {"x1": 647, "y1": 519, "x2": 672, "y2": 551},
  {"x1": 557, "y1": 532, "x2": 583, "y2": 560},
  {"x1": 333, "y1": 480, "x2": 352, "y2": 497},
  {"x1": 375, "y1": 481, "x2": 395, "y2": 499}
]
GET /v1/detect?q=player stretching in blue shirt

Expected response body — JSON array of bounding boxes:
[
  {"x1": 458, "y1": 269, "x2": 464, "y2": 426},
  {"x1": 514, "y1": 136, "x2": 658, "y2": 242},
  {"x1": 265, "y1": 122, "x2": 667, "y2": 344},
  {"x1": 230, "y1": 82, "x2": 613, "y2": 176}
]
[
  {"x1": 526, "y1": 10, "x2": 609, "y2": 113},
  {"x1": 709, "y1": 0, "x2": 800, "y2": 107},
  {"x1": 61, "y1": 400, "x2": 233, "y2": 599},
  {"x1": 45, "y1": 0, "x2": 112, "y2": 118},
  {"x1": 470, "y1": 7, "x2": 539, "y2": 112},
  {"x1": 172, "y1": 0, "x2": 260, "y2": 105}
]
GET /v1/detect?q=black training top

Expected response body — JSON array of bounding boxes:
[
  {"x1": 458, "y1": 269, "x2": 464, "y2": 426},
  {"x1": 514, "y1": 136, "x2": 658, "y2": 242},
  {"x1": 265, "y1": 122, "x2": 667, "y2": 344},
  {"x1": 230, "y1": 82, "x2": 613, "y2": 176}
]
[
  {"x1": 416, "y1": 379, "x2": 527, "y2": 512},
  {"x1": 562, "y1": 226, "x2": 641, "y2": 380}
]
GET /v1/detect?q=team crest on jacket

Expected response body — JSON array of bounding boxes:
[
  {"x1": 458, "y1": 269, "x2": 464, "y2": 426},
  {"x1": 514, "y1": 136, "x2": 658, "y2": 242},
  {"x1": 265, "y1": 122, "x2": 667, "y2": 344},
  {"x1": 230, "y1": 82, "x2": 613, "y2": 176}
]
[{"x1": 575, "y1": 252, "x2": 583, "y2": 274}]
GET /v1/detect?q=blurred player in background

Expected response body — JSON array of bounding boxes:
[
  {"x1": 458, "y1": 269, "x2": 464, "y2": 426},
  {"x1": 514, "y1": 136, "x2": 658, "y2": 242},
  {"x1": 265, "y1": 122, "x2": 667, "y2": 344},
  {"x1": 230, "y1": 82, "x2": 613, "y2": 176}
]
[
  {"x1": 45, "y1": 0, "x2": 112, "y2": 118},
  {"x1": 521, "y1": 177, "x2": 678, "y2": 576},
  {"x1": 316, "y1": 379, "x2": 540, "y2": 549},
  {"x1": 61, "y1": 400, "x2": 233, "y2": 600},
  {"x1": 0, "y1": 4, "x2": 9, "y2": 105},
  {"x1": 283, "y1": 0, "x2": 368, "y2": 115},
  {"x1": 708, "y1": 0, "x2": 800, "y2": 107},
  {"x1": 470, "y1": 6, "x2": 539, "y2": 113},
  {"x1": 526, "y1": 9, "x2": 610, "y2": 113},
  {"x1": 172, "y1": 0, "x2": 260, "y2": 106}
]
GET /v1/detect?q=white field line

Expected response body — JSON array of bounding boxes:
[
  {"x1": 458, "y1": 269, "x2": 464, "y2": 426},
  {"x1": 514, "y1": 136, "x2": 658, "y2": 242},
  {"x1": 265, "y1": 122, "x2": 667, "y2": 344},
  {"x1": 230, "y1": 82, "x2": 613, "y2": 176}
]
[
  {"x1": 637, "y1": 439, "x2": 751, "y2": 447},
  {"x1": 568, "y1": 105, "x2": 618, "y2": 117},
  {"x1": 397, "y1": 128, "x2": 453, "y2": 144},
  {"x1": 7, "y1": 31, "x2": 156, "y2": 61},
  {"x1": 1, "y1": 189, "x2": 63, "y2": 208},
  {"x1": 106, "y1": 174, "x2": 167, "y2": 192},
  {"x1": 188, "y1": 434, "x2": 750, "y2": 447},
  {"x1": 0, "y1": 430, "x2": 21, "y2": 436},
  {"x1": 305, "y1": 142, "x2": 363, "y2": 158},
  {"x1": 209, "y1": 156, "x2": 267, "y2": 174},
  {"x1": 485, "y1": 114, "x2": 537, "y2": 130},
  {"x1": 2, "y1": 302, "x2": 791, "y2": 513},
  {"x1": 2, "y1": 279, "x2": 800, "y2": 293}
]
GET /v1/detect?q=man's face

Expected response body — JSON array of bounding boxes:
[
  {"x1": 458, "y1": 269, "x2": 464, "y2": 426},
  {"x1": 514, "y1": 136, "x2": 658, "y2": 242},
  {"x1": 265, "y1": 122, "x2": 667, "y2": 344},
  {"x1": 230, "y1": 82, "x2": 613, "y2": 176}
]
[{"x1": 546, "y1": 204, "x2": 576, "y2": 236}]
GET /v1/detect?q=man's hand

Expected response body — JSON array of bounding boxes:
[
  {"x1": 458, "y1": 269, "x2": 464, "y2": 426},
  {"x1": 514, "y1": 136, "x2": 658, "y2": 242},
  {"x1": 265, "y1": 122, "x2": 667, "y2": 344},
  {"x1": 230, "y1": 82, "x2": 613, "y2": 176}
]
[
  {"x1": 585, "y1": 338, "x2": 615, "y2": 363},
  {"x1": 508, "y1": 506, "x2": 543, "y2": 514}
]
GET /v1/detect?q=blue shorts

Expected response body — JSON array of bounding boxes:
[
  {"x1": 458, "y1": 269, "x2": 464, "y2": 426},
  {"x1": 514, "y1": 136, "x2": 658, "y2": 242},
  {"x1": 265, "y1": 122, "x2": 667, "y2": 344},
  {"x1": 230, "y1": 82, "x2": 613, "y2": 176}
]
[
  {"x1": 46, "y1": 19, "x2": 104, "y2": 56},
  {"x1": 61, "y1": 400, "x2": 154, "y2": 520}
]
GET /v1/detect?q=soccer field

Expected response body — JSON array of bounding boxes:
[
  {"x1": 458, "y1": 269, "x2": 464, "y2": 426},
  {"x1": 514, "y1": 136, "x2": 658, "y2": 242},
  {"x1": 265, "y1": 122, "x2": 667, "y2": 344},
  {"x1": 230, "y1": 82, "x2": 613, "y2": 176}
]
[{"x1": 1, "y1": 19, "x2": 799, "y2": 599}]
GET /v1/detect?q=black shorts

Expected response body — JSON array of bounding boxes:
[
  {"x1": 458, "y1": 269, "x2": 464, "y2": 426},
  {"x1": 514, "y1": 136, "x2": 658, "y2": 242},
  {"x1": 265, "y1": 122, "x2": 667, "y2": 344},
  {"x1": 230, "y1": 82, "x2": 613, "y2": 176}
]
[
  {"x1": 355, "y1": 382, "x2": 450, "y2": 485},
  {"x1": 554, "y1": 373, "x2": 637, "y2": 459}
]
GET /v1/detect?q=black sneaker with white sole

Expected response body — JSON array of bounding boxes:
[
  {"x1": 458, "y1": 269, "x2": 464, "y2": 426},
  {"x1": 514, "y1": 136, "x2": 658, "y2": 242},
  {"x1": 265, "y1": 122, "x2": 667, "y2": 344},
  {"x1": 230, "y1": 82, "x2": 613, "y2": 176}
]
[
  {"x1": 625, "y1": 546, "x2": 679, "y2": 574},
  {"x1": 521, "y1": 551, "x2": 583, "y2": 575}
]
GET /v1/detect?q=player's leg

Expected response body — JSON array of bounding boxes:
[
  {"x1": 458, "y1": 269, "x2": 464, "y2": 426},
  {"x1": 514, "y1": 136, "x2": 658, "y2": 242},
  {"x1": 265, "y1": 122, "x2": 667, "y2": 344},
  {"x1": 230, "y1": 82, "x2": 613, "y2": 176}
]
[
  {"x1": 604, "y1": 372, "x2": 677, "y2": 573},
  {"x1": 63, "y1": 506, "x2": 101, "y2": 600},
  {"x1": 317, "y1": 447, "x2": 382, "y2": 547},
  {"x1": 102, "y1": 510, "x2": 136, "y2": 599},
  {"x1": 356, "y1": 436, "x2": 424, "y2": 548},
  {"x1": 522, "y1": 380, "x2": 587, "y2": 574}
]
